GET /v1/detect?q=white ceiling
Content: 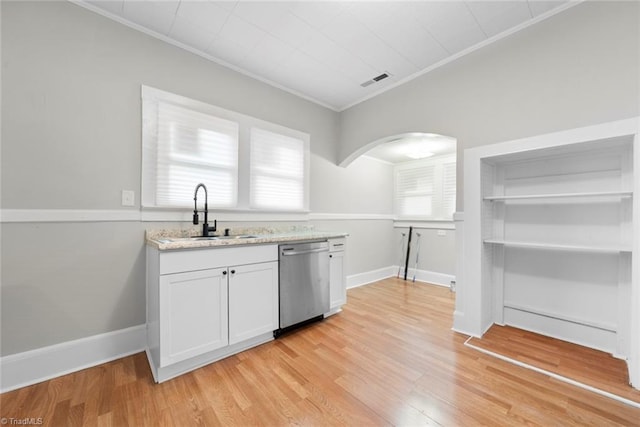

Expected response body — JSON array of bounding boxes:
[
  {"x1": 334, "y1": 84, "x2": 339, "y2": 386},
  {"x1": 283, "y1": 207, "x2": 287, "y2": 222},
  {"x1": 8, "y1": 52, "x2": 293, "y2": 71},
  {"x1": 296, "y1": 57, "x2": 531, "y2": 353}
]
[{"x1": 77, "y1": 0, "x2": 575, "y2": 111}]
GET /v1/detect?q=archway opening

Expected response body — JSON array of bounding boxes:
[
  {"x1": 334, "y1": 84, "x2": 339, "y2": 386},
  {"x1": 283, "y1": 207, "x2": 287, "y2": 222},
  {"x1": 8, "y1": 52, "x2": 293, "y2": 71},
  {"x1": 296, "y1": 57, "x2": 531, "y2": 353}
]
[
  {"x1": 362, "y1": 133, "x2": 456, "y2": 164},
  {"x1": 339, "y1": 132, "x2": 456, "y2": 167}
]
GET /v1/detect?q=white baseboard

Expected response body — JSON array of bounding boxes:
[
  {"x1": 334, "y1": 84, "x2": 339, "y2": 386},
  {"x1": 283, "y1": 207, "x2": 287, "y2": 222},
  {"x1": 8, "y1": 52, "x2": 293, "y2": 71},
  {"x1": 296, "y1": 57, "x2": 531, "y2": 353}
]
[
  {"x1": 0, "y1": 325, "x2": 146, "y2": 393},
  {"x1": 395, "y1": 266, "x2": 455, "y2": 287},
  {"x1": 347, "y1": 266, "x2": 396, "y2": 289},
  {"x1": 347, "y1": 266, "x2": 455, "y2": 289}
]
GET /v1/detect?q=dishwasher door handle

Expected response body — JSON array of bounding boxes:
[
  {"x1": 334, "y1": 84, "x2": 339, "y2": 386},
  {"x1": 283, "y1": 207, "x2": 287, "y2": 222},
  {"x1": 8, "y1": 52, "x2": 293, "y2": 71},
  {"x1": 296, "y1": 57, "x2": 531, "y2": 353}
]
[{"x1": 281, "y1": 247, "x2": 328, "y2": 256}]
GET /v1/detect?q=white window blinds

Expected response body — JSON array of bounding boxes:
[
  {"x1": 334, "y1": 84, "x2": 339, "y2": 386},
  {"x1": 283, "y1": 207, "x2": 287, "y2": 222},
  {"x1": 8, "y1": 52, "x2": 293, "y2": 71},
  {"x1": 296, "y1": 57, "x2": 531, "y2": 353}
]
[
  {"x1": 142, "y1": 86, "x2": 310, "y2": 212},
  {"x1": 142, "y1": 90, "x2": 238, "y2": 208},
  {"x1": 396, "y1": 164, "x2": 436, "y2": 217},
  {"x1": 394, "y1": 155, "x2": 456, "y2": 220},
  {"x1": 250, "y1": 128, "x2": 307, "y2": 211},
  {"x1": 442, "y1": 161, "x2": 457, "y2": 218}
]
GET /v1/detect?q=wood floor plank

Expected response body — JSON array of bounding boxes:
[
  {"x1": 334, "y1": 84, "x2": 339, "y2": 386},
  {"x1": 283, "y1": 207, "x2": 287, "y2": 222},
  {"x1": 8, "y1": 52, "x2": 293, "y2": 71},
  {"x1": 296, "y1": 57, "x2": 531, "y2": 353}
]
[
  {"x1": 2, "y1": 278, "x2": 639, "y2": 426},
  {"x1": 468, "y1": 324, "x2": 640, "y2": 405}
]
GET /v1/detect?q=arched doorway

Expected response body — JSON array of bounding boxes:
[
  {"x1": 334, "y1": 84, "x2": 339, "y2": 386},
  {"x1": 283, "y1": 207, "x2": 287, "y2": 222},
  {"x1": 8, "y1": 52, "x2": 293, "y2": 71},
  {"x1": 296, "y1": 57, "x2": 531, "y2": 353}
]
[
  {"x1": 344, "y1": 131, "x2": 458, "y2": 287},
  {"x1": 339, "y1": 132, "x2": 456, "y2": 168}
]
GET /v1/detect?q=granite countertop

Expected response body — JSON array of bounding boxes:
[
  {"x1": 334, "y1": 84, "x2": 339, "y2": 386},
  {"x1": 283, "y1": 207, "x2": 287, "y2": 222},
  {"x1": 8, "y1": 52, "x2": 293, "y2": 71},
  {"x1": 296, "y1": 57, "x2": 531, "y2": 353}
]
[{"x1": 146, "y1": 225, "x2": 348, "y2": 251}]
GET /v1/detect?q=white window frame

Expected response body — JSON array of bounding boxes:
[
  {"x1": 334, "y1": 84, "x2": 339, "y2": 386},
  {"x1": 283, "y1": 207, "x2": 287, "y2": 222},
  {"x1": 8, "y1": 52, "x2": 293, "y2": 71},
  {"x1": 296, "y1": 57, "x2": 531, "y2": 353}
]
[
  {"x1": 141, "y1": 86, "x2": 310, "y2": 213},
  {"x1": 394, "y1": 154, "x2": 456, "y2": 221}
]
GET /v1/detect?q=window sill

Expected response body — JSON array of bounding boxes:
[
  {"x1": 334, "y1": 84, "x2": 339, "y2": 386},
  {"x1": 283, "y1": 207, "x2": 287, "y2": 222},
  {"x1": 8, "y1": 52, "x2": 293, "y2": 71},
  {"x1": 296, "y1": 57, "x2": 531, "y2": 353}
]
[{"x1": 393, "y1": 218, "x2": 455, "y2": 230}]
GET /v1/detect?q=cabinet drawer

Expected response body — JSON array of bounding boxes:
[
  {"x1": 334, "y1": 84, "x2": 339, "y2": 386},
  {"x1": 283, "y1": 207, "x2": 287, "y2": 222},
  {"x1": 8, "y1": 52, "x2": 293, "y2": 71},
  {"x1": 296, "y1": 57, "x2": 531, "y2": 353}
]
[
  {"x1": 160, "y1": 244, "x2": 278, "y2": 275},
  {"x1": 328, "y1": 238, "x2": 346, "y2": 252}
]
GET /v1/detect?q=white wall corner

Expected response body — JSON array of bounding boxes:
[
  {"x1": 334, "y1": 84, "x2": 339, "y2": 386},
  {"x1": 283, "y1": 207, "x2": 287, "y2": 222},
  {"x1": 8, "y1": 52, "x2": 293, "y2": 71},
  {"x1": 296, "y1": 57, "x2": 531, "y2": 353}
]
[{"x1": 0, "y1": 325, "x2": 146, "y2": 393}]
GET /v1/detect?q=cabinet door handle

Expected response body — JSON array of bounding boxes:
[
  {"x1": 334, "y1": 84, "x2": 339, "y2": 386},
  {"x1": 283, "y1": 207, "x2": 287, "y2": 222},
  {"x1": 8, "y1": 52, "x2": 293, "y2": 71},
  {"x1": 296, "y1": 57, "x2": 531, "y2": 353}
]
[
  {"x1": 222, "y1": 270, "x2": 227, "y2": 275},
  {"x1": 329, "y1": 254, "x2": 333, "y2": 258},
  {"x1": 230, "y1": 269, "x2": 236, "y2": 275}
]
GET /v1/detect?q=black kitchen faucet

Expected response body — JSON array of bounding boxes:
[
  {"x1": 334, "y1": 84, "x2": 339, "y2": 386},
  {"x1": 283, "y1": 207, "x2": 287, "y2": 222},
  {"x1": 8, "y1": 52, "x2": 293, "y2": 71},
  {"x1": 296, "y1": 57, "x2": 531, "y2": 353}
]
[{"x1": 193, "y1": 183, "x2": 217, "y2": 237}]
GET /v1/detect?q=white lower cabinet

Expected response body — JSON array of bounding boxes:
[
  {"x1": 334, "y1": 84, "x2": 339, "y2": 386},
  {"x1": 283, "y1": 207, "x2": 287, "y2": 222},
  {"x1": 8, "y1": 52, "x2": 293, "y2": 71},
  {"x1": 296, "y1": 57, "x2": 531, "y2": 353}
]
[
  {"x1": 228, "y1": 261, "x2": 278, "y2": 345},
  {"x1": 146, "y1": 244, "x2": 279, "y2": 383},
  {"x1": 160, "y1": 268, "x2": 228, "y2": 367},
  {"x1": 327, "y1": 238, "x2": 347, "y2": 315}
]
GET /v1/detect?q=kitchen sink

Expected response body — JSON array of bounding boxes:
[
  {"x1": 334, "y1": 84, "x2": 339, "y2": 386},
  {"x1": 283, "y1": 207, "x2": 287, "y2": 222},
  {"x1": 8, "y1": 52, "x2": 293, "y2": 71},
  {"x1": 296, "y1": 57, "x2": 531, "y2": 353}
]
[
  {"x1": 156, "y1": 235, "x2": 259, "y2": 244},
  {"x1": 213, "y1": 235, "x2": 259, "y2": 240},
  {"x1": 190, "y1": 235, "x2": 259, "y2": 240}
]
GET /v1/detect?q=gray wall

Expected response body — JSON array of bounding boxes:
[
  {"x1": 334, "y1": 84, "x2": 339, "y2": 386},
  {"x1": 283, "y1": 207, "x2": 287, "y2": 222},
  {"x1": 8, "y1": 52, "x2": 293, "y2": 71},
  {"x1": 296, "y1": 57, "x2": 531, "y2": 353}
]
[
  {"x1": 1, "y1": 222, "x2": 147, "y2": 353},
  {"x1": 0, "y1": 2, "x2": 395, "y2": 356},
  {"x1": 311, "y1": 155, "x2": 393, "y2": 214},
  {"x1": 339, "y1": 1, "x2": 640, "y2": 210},
  {"x1": 393, "y1": 228, "x2": 456, "y2": 277}
]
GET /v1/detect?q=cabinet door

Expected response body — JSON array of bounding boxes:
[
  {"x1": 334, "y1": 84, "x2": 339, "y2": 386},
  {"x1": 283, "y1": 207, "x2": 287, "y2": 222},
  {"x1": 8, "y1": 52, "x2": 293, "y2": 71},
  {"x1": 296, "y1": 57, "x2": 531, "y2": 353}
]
[
  {"x1": 228, "y1": 261, "x2": 278, "y2": 345},
  {"x1": 159, "y1": 268, "x2": 228, "y2": 366},
  {"x1": 329, "y1": 251, "x2": 346, "y2": 309}
]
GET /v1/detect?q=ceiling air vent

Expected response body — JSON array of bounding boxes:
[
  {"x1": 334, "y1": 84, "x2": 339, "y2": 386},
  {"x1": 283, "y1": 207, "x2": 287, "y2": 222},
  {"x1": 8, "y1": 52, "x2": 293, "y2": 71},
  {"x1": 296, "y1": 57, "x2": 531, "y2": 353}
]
[
  {"x1": 360, "y1": 72, "x2": 391, "y2": 88},
  {"x1": 373, "y1": 73, "x2": 389, "y2": 82}
]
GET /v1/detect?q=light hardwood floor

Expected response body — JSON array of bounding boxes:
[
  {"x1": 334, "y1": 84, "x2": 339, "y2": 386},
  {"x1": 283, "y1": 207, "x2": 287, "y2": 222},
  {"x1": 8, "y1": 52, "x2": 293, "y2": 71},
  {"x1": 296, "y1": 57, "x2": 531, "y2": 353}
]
[
  {"x1": 468, "y1": 324, "x2": 640, "y2": 405},
  {"x1": 2, "y1": 278, "x2": 640, "y2": 426}
]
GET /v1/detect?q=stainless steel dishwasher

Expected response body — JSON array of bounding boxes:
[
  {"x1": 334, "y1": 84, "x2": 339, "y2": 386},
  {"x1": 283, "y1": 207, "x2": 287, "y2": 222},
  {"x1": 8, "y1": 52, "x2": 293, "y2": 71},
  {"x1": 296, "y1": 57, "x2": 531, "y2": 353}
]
[{"x1": 276, "y1": 240, "x2": 330, "y2": 336}]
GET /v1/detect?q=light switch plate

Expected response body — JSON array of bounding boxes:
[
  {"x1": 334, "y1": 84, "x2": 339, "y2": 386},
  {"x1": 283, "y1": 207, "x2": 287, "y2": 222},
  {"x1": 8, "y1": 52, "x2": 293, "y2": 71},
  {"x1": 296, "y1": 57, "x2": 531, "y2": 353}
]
[{"x1": 121, "y1": 190, "x2": 135, "y2": 207}]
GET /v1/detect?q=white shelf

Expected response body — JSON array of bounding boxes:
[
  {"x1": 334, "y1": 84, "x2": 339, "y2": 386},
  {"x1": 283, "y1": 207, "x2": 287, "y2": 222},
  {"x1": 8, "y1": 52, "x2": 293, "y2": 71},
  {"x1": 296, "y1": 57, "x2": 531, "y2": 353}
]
[
  {"x1": 483, "y1": 190, "x2": 633, "y2": 201},
  {"x1": 503, "y1": 301, "x2": 617, "y2": 332},
  {"x1": 483, "y1": 239, "x2": 632, "y2": 254}
]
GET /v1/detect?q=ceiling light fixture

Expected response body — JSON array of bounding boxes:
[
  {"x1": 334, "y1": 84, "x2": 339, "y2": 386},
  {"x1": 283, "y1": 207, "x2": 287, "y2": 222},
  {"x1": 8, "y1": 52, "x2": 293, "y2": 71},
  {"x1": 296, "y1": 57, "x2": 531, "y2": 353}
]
[{"x1": 405, "y1": 149, "x2": 434, "y2": 160}]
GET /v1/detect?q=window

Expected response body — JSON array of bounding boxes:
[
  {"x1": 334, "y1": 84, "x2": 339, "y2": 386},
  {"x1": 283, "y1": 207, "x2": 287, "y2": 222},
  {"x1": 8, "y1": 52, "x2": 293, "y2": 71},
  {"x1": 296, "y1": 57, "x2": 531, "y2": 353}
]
[
  {"x1": 250, "y1": 128, "x2": 307, "y2": 210},
  {"x1": 394, "y1": 154, "x2": 456, "y2": 220},
  {"x1": 396, "y1": 164, "x2": 436, "y2": 217},
  {"x1": 155, "y1": 103, "x2": 238, "y2": 207},
  {"x1": 141, "y1": 86, "x2": 309, "y2": 212}
]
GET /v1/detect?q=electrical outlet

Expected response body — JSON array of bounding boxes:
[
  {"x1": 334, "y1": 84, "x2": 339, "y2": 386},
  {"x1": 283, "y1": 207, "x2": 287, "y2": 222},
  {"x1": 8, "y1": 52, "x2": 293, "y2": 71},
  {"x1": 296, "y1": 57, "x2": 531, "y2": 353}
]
[
  {"x1": 437, "y1": 230, "x2": 446, "y2": 236},
  {"x1": 121, "y1": 190, "x2": 135, "y2": 207}
]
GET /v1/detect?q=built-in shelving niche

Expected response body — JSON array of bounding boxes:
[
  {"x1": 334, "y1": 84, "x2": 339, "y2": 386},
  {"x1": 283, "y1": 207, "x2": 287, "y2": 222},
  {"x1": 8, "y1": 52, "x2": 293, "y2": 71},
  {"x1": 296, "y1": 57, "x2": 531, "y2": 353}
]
[
  {"x1": 482, "y1": 136, "x2": 633, "y2": 356},
  {"x1": 456, "y1": 119, "x2": 639, "y2": 389}
]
